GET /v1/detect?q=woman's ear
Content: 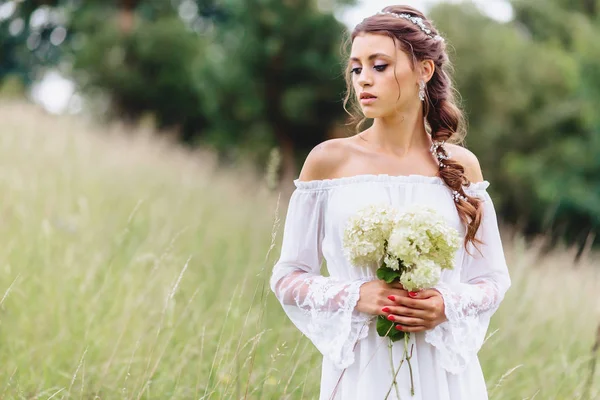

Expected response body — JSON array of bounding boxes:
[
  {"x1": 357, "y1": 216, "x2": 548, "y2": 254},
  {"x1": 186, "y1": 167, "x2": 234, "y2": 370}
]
[{"x1": 420, "y1": 59, "x2": 435, "y2": 83}]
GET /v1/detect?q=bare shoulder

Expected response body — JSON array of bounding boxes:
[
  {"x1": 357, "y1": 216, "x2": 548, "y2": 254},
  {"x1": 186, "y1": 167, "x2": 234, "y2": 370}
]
[
  {"x1": 446, "y1": 143, "x2": 484, "y2": 183},
  {"x1": 298, "y1": 138, "x2": 351, "y2": 182}
]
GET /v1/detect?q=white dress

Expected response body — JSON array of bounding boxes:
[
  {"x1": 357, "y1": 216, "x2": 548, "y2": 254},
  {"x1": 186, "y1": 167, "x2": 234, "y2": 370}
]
[{"x1": 269, "y1": 174, "x2": 511, "y2": 400}]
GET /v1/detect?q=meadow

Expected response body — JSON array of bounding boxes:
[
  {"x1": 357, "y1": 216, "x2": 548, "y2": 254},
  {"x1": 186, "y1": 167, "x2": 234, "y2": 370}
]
[{"x1": 0, "y1": 101, "x2": 598, "y2": 399}]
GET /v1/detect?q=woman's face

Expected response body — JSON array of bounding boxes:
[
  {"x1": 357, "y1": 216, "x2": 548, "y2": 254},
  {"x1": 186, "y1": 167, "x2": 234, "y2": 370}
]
[{"x1": 349, "y1": 32, "x2": 421, "y2": 119}]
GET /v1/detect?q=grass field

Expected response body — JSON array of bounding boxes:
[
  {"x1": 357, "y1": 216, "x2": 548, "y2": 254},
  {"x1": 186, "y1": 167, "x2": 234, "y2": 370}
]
[{"x1": 0, "y1": 100, "x2": 598, "y2": 399}]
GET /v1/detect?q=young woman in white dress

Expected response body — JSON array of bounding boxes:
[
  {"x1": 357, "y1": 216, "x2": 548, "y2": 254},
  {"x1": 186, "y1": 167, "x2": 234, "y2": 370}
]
[{"x1": 270, "y1": 5, "x2": 511, "y2": 400}]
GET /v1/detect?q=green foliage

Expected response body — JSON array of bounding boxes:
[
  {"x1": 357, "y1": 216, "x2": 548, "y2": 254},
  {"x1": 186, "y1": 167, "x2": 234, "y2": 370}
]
[
  {"x1": 0, "y1": 0, "x2": 353, "y2": 178},
  {"x1": 0, "y1": 1, "x2": 217, "y2": 140},
  {"x1": 0, "y1": 74, "x2": 26, "y2": 98},
  {"x1": 0, "y1": 0, "x2": 106, "y2": 83},
  {"x1": 72, "y1": 15, "x2": 207, "y2": 139},
  {"x1": 430, "y1": 1, "x2": 600, "y2": 249},
  {"x1": 376, "y1": 265, "x2": 402, "y2": 283},
  {"x1": 376, "y1": 315, "x2": 405, "y2": 342},
  {"x1": 375, "y1": 265, "x2": 403, "y2": 341},
  {"x1": 195, "y1": 0, "x2": 352, "y2": 167}
]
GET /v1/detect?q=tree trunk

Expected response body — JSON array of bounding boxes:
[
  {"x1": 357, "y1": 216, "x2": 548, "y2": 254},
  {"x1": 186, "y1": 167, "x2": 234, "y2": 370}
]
[
  {"x1": 118, "y1": 0, "x2": 139, "y2": 33},
  {"x1": 277, "y1": 130, "x2": 297, "y2": 195},
  {"x1": 583, "y1": 0, "x2": 597, "y2": 16},
  {"x1": 264, "y1": 52, "x2": 297, "y2": 194}
]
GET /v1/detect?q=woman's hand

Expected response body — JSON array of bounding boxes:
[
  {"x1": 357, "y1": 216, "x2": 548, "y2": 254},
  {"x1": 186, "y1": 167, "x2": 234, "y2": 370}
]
[
  {"x1": 381, "y1": 283, "x2": 447, "y2": 332},
  {"x1": 355, "y1": 279, "x2": 410, "y2": 315},
  {"x1": 356, "y1": 280, "x2": 447, "y2": 332}
]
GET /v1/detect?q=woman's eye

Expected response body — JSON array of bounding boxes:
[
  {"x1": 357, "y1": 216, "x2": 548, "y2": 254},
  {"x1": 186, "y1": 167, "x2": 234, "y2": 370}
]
[
  {"x1": 351, "y1": 67, "x2": 362, "y2": 75},
  {"x1": 374, "y1": 64, "x2": 388, "y2": 72}
]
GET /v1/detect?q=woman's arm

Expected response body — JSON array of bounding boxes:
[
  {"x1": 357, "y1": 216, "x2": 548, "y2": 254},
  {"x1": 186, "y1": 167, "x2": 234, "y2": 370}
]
[{"x1": 270, "y1": 142, "x2": 375, "y2": 370}]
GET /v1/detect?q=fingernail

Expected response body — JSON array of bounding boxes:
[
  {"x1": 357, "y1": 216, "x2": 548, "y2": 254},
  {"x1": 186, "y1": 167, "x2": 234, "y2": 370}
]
[
  {"x1": 388, "y1": 295, "x2": 395, "y2": 301},
  {"x1": 396, "y1": 325, "x2": 403, "y2": 330},
  {"x1": 381, "y1": 307, "x2": 390, "y2": 313},
  {"x1": 387, "y1": 315, "x2": 395, "y2": 321},
  {"x1": 409, "y1": 292, "x2": 418, "y2": 297}
]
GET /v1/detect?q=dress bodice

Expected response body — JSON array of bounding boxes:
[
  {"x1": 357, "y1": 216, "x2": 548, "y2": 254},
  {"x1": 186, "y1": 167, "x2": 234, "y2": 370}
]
[{"x1": 292, "y1": 174, "x2": 490, "y2": 284}]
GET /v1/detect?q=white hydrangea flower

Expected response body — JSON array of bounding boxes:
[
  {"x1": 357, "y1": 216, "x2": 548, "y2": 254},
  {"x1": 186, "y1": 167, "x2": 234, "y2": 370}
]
[
  {"x1": 387, "y1": 225, "x2": 421, "y2": 268},
  {"x1": 344, "y1": 203, "x2": 460, "y2": 290},
  {"x1": 383, "y1": 252, "x2": 400, "y2": 271},
  {"x1": 400, "y1": 259, "x2": 441, "y2": 292},
  {"x1": 388, "y1": 204, "x2": 460, "y2": 272},
  {"x1": 343, "y1": 204, "x2": 398, "y2": 268}
]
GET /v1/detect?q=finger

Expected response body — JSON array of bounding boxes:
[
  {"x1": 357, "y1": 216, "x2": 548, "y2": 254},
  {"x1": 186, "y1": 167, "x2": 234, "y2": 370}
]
[
  {"x1": 395, "y1": 295, "x2": 441, "y2": 312},
  {"x1": 388, "y1": 282, "x2": 405, "y2": 290},
  {"x1": 385, "y1": 292, "x2": 410, "y2": 304},
  {"x1": 387, "y1": 315, "x2": 425, "y2": 327},
  {"x1": 408, "y1": 289, "x2": 440, "y2": 299},
  {"x1": 391, "y1": 296, "x2": 424, "y2": 310},
  {"x1": 385, "y1": 288, "x2": 409, "y2": 298},
  {"x1": 395, "y1": 324, "x2": 427, "y2": 333},
  {"x1": 386, "y1": 305, "x2": 429, "y2": 319}
]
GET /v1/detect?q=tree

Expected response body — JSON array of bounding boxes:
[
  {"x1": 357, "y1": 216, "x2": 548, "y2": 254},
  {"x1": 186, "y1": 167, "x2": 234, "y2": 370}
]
[
  {"x1": 1, "y1": 0, "x2": 353, "y2": 187},
  {"x1": 71, "y1": 14, "x2": 208, "y2": 139},
  {"x1": 430, "y1": 2, "x2": 600, "y2": 253},
  {"x1": 0, "y1": 0, "x2": 222, "y2": 134},
  {"x1": 195, "y1": 0, "x2": 355, "y2": 185}
]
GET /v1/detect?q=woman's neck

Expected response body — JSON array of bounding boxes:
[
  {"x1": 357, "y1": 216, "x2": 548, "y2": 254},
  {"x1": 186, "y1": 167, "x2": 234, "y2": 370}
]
[{"x1": 367, "y1": 108, "x2": 430, "y2": 156}]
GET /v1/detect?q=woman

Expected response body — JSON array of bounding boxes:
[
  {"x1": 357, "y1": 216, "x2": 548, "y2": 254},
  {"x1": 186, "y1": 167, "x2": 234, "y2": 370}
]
[{"x1": 269, "y1": 5, "x2": 511, "y2": 400}]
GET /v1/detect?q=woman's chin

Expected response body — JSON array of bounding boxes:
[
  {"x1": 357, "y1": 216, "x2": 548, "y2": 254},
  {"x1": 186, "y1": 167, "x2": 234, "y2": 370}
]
[{"x1": 362, "y1": 108, "x2": 382, "y2": 119}]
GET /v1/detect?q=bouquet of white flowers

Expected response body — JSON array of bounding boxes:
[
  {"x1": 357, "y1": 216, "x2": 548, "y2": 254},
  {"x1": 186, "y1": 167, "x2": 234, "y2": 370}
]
[{"x1": 343, "y1": 203, "x2": 461, "y2": 396}]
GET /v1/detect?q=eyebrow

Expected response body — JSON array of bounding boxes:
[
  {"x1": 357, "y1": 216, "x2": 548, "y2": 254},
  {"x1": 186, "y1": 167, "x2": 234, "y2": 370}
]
[{"x1": 349, "y1": 53, "x2": 392, "y2": 62}]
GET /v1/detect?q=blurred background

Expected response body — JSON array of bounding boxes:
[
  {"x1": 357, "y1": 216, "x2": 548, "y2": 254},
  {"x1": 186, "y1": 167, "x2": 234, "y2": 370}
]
[{"x1": 0, "y1": 0, "x2": 599, "y2": 399}]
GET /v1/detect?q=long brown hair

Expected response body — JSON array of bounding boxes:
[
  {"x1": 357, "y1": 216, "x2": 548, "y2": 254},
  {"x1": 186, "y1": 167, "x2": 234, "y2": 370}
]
[{"x1": 342, "y1": 5, "x2": 483, "y2": 251}]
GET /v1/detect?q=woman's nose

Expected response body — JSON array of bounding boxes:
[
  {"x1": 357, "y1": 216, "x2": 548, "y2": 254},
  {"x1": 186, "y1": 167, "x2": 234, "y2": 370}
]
[{"x1": 357, "y1": 70, "x2": 373, "y2": 87}]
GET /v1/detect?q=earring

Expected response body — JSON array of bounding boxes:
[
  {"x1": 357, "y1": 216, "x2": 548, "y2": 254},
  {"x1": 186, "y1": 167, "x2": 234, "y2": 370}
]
[{"x1": 418, "y1": 80, "x2": 426, "y2": 101}]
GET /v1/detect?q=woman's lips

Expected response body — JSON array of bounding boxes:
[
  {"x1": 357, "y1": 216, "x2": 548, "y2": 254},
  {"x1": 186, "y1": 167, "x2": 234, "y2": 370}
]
[
  {"x1": 359, "y1": 92, "x2": 377, "y2": 105},
  {"x1": 360, "y1": 97, "x2": 377, "y2": 105}
]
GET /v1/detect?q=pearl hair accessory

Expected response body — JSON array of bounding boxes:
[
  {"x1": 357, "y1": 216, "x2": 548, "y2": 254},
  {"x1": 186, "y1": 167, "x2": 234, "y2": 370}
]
[
  {"x1": 376, "y1": 11, "x2": 444, "y2": 42},
  {"x1": 430, "y1": 140, "x2": 451, "y2": 168},
  {"x1": 452, "y1": 190, "x2": 468, "y2": 203},
  {"x1": 430, "y1": 140, "x2": 471, "y2": 203}
]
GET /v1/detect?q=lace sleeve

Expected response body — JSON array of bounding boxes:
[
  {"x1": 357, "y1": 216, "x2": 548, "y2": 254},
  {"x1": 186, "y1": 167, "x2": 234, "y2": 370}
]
[
  {"x1": 424, "y1": 182, "x2": 512, "y2": 374},
  {"x1": 269, "y1": 185, "x2": 373, "y2": 370}
]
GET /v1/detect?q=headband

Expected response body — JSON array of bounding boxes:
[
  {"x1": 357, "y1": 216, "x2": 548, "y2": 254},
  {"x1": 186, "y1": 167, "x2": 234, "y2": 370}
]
[{"x1": 376, "y1": 11, "x2": 444, "y2": 42}]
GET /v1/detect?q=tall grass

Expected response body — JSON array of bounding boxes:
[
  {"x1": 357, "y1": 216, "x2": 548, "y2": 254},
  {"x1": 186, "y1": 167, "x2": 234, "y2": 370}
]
[{"x1": 0, "y1": 101, "x2": 598, "y2": 399}]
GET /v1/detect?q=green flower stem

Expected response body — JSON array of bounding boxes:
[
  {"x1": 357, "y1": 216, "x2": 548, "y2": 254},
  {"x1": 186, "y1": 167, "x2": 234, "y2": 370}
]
[
  {"x1": 385, "y1": 338, "x2": 404, "y2": 400},
  {"x1": 404, "y1": 333, "x2": 415, "y2": 396},
  {"x1": 390, "y1": 339, "x2": 402, "y2": 399}
]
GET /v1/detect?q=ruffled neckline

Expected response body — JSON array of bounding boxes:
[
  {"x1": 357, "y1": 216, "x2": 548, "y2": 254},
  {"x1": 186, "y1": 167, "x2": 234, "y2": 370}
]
[{"x1": 294, "y1": 174, "x2": 490, "y2": 191}]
